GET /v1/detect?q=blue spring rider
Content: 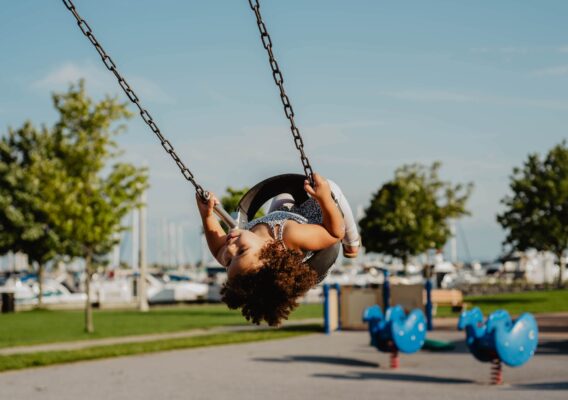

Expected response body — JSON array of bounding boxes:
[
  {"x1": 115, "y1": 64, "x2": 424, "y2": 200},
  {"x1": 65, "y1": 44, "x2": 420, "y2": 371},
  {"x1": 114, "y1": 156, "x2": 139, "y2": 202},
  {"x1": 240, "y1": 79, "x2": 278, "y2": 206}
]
[
  {"x1": 363, "y1": 304, "x2": 427, "y2": 369},
  {"x1": 458, "y1": 307, "x2": 538, "y2": 384}
]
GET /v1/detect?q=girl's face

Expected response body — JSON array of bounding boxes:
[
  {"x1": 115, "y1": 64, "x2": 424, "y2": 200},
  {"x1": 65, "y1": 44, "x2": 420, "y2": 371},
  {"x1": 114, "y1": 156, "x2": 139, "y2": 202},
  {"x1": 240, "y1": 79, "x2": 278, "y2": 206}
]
[{"x1": 219, "y1": 229, "x2": 271, "y2": 278}]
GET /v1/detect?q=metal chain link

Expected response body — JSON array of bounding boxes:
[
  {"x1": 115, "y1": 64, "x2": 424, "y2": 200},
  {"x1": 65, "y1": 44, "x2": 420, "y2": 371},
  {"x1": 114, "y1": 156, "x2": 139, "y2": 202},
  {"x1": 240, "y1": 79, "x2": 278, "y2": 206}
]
[
  {"x1": 248, "y1": 0, "x2": 315, "y2": 184},
  {"x1": 61, "y1": 0, "x2": 208, "y2": 200}
]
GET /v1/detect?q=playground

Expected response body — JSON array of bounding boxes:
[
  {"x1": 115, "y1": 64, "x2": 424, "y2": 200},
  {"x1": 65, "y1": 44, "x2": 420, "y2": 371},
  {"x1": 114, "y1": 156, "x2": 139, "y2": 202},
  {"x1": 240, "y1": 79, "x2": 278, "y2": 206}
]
[
  {"x1": 1, "y1": 1, "x2": 568, "y2": 399},
  {"x1": 1, "y1": 315, "x2": 567, "y2": 400}
]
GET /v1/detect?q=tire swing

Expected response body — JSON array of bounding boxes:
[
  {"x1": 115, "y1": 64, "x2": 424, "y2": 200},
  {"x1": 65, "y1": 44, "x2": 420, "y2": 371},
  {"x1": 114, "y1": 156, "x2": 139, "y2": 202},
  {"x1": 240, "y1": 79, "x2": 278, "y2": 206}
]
[{"x1": 61, "y1": 0, "x2": 340, "y2": 276}]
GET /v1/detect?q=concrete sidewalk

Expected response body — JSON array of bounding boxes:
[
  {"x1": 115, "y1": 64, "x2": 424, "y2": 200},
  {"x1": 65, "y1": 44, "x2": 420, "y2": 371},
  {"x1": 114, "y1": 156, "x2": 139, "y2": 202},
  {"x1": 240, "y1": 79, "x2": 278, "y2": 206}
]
[
  {"x1": 0, "y1": 318, "x2": 322, "y2": 356},
  {"x1": 1, "y1": 329, "x2": 566, "y2": 400}
]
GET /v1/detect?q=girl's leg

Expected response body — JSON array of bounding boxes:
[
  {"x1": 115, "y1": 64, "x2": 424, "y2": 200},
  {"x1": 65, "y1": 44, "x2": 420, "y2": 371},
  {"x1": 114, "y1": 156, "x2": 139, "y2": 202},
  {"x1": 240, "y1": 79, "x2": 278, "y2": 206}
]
[{"x1": 328, "y1": 180, "x2": 360, "y2": 249}]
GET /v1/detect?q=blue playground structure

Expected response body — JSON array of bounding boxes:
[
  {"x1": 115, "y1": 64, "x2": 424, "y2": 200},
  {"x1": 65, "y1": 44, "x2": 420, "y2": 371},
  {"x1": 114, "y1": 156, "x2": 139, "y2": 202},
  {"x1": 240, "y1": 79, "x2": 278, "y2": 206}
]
[
  {"x1": 363, "y1": 304, "x2": 427, "y2": 368},
  {"x1": 458, "y1": 307, "x2": 538, "y2": 384}
]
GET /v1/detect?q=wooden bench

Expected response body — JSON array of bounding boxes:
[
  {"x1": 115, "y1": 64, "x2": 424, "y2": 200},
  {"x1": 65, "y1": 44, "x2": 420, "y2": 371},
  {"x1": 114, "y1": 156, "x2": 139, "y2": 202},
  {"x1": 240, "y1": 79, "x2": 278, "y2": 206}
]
[{"x1": 430, "y1": 289, "x2": 465, "y2": 312}]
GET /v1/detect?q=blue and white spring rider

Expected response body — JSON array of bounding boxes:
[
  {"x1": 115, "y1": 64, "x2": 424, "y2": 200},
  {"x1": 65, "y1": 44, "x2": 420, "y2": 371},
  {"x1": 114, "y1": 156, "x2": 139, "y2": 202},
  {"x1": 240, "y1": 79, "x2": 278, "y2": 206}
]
[
  {"x1": 363, "y1": 305, "x2": 427, "y2": 368},
  {"x1": 458, "y1": 307, "x2": 538, "y2": 384}
]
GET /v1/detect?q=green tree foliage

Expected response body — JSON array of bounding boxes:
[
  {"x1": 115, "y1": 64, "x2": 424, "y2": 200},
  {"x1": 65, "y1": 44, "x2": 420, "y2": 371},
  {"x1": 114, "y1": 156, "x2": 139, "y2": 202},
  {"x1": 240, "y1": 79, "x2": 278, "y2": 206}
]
[
  {"x1": 48, "y1": 81, "x2": 148, "y2": 332},
  {"x1": 497, "y1": 141, "x2": 568, "y2": 287},
  {"x1": 359, "y1": 162, "x2": 473, "y2": 266},
  {"x1": 219, "y1": 187, "x2": 264, "y2": 231},
  {"x1": 1, "y1": 81, "x2": 148, "y2": 330},
  {"x1": 221, "y1": 187, "x2": 250, "y2": 215},
  {"x1": 0, "y1": 123, "x2": 64, "y2": 306}
]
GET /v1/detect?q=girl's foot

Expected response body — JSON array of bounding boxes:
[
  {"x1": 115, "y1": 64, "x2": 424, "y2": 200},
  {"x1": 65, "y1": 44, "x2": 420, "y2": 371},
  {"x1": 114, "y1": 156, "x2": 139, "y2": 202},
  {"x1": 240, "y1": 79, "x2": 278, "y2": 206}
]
[{"x1": 343, "y1": 244, "x2": 359, "y2": 258}]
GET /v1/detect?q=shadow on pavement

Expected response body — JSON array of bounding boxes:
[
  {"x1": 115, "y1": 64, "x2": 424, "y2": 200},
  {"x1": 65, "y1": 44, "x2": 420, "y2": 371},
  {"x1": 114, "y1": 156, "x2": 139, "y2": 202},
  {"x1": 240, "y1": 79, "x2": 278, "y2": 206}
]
[
  {"x1": 535, "y1": 314, "x2": 568, "y2": 334},
  {"x1": 536, "y1": 340, "x2": 568, "y2": 356},
  {"x1": 253, "y1": 355, "x2": 379, "y2": 368},
  {"x1": 279, "y1": 324, "x2": 324, "y2": 333},
  {"x1": 511, "y1": 381, "x2": 568, "y2": 391},
  {"x1": 313, "y1": 371, "x2": 474, "y2": 384}
]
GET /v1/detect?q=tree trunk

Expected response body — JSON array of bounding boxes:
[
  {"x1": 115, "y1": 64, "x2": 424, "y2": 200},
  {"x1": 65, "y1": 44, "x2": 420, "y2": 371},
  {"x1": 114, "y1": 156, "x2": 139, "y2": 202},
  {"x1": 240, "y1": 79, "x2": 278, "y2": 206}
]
[
  {"x1": 37, "y1": 263, "x2": 44, "y2": 309},
  {"x1": 84, "y1": 253, "x2": 94, "y2": 333},
  {"x1": 557, "y1": 252, "x2": 566, "y2": 289}
]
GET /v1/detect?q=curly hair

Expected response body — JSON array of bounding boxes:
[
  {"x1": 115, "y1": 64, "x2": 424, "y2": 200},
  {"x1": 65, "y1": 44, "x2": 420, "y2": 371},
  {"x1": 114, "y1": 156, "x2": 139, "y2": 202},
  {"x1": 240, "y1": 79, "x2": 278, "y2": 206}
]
[{"x1": 220, "y1": 241, "x2": 318, "y2": 326}]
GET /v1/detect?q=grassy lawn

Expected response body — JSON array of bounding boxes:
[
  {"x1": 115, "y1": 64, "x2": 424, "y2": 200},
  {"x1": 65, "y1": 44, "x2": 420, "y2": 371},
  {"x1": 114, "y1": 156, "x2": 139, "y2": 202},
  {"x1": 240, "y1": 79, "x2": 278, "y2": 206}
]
[
  {"x1": 0, "y1": 303, "x2": 322, "y2": 349},
  {"x1": 0, "y1": 324, "x2": 321, "y2": 373},
  {"x1": 436, "y1": 289, "x2": 568, "y2": 317}
]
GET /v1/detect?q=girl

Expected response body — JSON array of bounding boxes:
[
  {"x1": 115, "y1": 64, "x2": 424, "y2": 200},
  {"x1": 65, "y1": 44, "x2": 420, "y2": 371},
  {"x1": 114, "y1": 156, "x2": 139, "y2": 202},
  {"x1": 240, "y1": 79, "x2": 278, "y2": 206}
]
[{"x1": 196, "y1": 173, "x2": 360, "y2": 326}]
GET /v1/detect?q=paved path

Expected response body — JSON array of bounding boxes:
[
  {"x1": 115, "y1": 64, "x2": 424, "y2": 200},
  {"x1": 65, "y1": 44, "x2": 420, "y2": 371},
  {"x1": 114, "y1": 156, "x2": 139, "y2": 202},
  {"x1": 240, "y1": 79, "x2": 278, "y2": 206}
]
[
  {"x1": 1, "y1": 330, "x2": 566, "y2": 400},
  {"x1": 0, "y1": 318, "x2": 322, "y2": 355}
]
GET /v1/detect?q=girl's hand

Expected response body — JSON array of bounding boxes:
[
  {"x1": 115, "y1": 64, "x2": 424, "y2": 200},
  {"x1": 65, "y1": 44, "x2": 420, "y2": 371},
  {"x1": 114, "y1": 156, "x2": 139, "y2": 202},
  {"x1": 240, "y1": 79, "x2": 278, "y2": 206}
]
[
  {"x1": 196, "y1": 193, "x2": 219, "y2": 219},
  {"x1": 304, "y1": 173, "x2": 332, "y2": 202}
]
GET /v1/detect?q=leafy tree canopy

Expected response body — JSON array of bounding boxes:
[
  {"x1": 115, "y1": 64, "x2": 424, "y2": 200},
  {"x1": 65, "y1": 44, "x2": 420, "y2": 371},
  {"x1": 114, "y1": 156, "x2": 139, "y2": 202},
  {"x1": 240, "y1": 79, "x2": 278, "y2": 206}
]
[
  {"x1": 0, "y1": 123, "x2": 62, "y2": 265},
  {"x1": 219, "y1": 186, "x2": 265, "y2": 230},
  {"x1": 359, "y1": 162, "x2": 473, "y2": 263},
  {"x1": 0, "y1": 80, "x2": 148, "y2": 327},
  {"x1": 497, "y1": 141, "x2": 568, "y2": 284},
  {"x1": 221, "y1": 187, "x2": 250, "y2": 215},
  {"x1": 47, "y1": 81, "x2": 149, "y2": 260}
]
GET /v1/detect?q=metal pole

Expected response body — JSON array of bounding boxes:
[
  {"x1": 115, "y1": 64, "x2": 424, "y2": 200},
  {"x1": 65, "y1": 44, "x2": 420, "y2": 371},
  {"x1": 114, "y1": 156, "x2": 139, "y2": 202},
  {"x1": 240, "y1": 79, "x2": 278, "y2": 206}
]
[
  {"x1": 383, "y1": 269, "x2": 391, "y2": 310},
  {"x1": 425, "y1": 278, "x2": 433, "y2": 331},
  {"x1": 131, "y1": 209, "x2": 139, "y2": 270},
  {"x1": 210, "y1": 202, "x2": 237, "y2": 229},
  {"x1": 178, "y1": 229, "x2": 183, "y2": 267},
  {"x1": 450, "y1": 220, "x2": 458, "y2": 263},
  {"x1": 169, "y1": 222, "x2": 176, "y2": 268},
  {"x1": 138, "y1": 189, "x2": 149, "y2": 312},
  {"x1": 8, "y1": 251, "x2": 14, "y2": 273}
]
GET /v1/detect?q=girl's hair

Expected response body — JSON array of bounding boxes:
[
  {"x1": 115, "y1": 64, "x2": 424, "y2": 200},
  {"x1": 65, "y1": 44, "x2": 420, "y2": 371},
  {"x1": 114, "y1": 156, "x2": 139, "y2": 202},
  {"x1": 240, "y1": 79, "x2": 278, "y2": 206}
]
[{"x1": 220, "y1": 241, "x2": 318, "y2": 326}]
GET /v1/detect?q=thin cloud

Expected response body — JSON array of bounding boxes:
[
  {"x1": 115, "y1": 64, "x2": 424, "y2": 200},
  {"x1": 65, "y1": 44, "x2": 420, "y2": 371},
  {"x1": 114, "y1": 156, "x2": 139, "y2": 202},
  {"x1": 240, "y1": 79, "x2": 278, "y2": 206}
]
[
  {"x1": 382, "y1": 90, "x2": 475, "y2": 103},
  {"x1": 533, "y1": 65, "x2": 568, "y2": 77},
  {"x1": 469, "y1": 46, "x2": 528, "y2": 55},
  {"x1": 557, "y1": 46, "x2": 568, "y2": 53},
  {"x1": 469, "y1": 47, "x2": 490, "y2": 54},
  {"x1": 499, "y1": 46, "x2": 528, "y2": 54},
  {"x1": 381, "y1": 90, "x2": 568, "y2": 110},
  {"x1": 32, "y1": 62, "x2": 110, "y2": 90},
  {"x1": 31, "y1": 62, "x2": 175, "y2": 104}
]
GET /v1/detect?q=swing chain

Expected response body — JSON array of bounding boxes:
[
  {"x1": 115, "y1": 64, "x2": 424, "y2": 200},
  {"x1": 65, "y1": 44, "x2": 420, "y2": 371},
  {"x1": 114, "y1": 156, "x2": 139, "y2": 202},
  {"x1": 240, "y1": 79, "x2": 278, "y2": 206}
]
[
  {"x1": 248, "y1": 0, "x2": 315, "y2": 185},
  {"x1": 60, "y1": 0, "x2": 208, "y2": 201}
]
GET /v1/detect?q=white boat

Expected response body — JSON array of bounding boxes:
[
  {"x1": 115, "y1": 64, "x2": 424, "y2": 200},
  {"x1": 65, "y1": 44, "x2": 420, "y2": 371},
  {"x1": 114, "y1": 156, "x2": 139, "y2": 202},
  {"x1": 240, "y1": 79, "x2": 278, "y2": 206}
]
[
  {"x1": 1, "y1": 276, "x2": 87, "y2": 307},
  {"x1": 148, "y1": 274, "x2": 209, "y2": 304},
  {"x1": 90, "y1": 273, "x2": 209, "y2": 305},
  {"x1": 204, "y1": 264, "x2": 228, "y2": 302}
]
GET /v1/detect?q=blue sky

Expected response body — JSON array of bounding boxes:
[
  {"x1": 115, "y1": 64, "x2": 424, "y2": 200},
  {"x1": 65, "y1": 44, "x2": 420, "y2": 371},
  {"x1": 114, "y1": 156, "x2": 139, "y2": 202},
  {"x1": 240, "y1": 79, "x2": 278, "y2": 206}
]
[{"x1": 1, "y1": 1, "x2": 567, "y2": 263}]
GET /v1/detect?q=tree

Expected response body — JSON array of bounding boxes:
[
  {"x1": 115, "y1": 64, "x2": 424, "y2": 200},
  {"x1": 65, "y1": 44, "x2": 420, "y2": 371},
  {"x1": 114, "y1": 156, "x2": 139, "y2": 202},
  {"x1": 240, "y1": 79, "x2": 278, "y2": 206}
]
[
  {"x1": 0, "y1": 123, "x2": 64, "y2": 307},
  {"x1": 359, "y1": 162, "x2": 473, "y2": 268},
  {"x1": 497, "y1": 141, "x2": 568, "y2": 287},
  {"x1": 219, "y1": 187, "x2": 264, "y2": 231},
  {"x1": 47, "y1": 81, "x2": 148, "y2": 332},
  {"x1": 221, "y1": 187, "x2": 250, "y2": 216},
  {"x1": 0, "y1": 82, "x2": 147, "y2": 324},
  {"x1": 36, "y1": 81, "x2": 147, "y2": 332}
]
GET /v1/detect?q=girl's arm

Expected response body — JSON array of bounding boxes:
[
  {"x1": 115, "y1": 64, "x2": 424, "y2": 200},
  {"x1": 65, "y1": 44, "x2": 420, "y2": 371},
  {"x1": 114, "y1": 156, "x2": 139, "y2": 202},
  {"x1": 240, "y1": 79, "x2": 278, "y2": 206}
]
[
  {"x1": 284, "y1": 173, "x2": 345, "y2": 251},
  {"x1": 196, "y1": 194, "x2": 227, "y2": 263},
  {"x1": 285, "y1": 223, "x2": 343, "y2": 252}
]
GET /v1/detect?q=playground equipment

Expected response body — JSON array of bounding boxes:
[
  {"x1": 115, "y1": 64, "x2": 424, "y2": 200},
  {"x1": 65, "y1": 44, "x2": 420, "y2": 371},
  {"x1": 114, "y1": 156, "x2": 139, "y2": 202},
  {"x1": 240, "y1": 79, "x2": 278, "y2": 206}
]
[
  {"x1": 363, "y1": 304, "x2": 427, "y2": 369},
  {"x1": 61, "y1": 0, "x2": 342, "y2": 274},
  {"x1": 458, "y1": 307, "x2": 538, "y2": 385},
  {"x1": 323, "y1": 268, "x2": 440, "y2": 332}
]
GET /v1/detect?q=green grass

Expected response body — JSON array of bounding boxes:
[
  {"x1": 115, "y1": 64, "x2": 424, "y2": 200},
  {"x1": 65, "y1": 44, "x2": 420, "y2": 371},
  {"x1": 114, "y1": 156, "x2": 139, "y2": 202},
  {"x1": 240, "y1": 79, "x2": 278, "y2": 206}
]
[
  {"x1": 436, "y1": 289, "x2": 568, "y2": 317},
  {"x1": 0, "y1": 303, "x2": 323, "y2": 349},
  {"x1": 0, "y1": 324, "x2": 321, "y2": 373}
]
